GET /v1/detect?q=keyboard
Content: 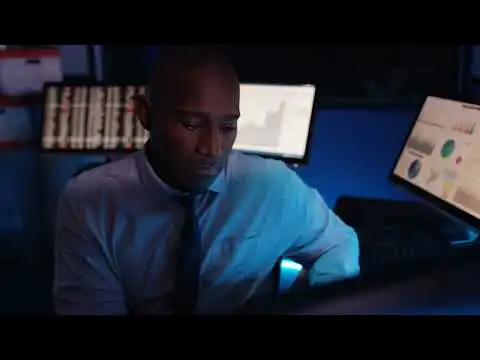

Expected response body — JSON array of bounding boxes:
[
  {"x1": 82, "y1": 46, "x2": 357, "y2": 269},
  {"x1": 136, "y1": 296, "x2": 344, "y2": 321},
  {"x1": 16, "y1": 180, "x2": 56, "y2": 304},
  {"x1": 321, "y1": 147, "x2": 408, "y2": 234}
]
[{"x1": 357, "y1": 227, "x2": 460, "y2": 276}]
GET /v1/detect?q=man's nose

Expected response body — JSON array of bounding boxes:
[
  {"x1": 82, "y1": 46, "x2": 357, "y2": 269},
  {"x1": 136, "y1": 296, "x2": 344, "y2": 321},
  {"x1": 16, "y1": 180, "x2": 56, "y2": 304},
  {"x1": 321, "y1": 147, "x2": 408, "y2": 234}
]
[{"x1": 196, "y1": 129, "x2": 222, "y2": 157}]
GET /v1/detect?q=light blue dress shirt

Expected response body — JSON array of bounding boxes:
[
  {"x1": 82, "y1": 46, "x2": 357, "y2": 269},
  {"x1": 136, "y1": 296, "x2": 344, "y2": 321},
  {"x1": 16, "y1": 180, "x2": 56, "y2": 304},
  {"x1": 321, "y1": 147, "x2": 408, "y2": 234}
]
[{"x1": 53, "y1": 150, "x2": 360, "y2": 314}]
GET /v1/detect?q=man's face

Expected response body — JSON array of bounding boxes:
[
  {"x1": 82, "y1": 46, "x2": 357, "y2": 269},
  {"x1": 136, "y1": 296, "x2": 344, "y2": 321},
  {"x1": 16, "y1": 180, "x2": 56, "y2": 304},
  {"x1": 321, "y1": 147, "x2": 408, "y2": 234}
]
[{"x1": 142, "y1": 64, "x2": 240, "y2": 193}]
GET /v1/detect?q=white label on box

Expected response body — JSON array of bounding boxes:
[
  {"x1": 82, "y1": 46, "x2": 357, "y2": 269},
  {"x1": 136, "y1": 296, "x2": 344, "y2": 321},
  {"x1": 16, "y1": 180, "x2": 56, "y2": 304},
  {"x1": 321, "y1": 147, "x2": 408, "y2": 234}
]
[{"x1": 0, "y1": 55, "x2": 63, "y2": 96}]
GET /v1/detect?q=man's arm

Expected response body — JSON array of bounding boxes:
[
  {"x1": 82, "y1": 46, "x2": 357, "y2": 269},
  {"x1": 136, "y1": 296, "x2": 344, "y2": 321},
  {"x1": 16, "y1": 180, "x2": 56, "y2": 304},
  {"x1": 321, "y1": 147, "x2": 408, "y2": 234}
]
[
  {"x1": 283, "y1": 173, "x2": 360, "y2": 289},
  {"x1": 53, "y1": 187, "x2": 128, "y2": 315}
]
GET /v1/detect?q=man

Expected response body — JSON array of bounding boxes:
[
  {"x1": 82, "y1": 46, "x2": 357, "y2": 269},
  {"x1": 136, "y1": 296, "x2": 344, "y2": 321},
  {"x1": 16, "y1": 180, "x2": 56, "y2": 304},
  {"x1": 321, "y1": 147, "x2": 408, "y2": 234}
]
[{"x1": 53, "y1": 46, "x2": 360, "y2": 315}]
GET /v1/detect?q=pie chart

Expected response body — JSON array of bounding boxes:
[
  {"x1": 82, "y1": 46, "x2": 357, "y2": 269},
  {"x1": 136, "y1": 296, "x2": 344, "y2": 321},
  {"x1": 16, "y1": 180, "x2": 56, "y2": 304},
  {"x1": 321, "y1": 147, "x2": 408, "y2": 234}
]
[
  {"x1": 408, "y1": 159, "x2": 421, "y2": 179},
  {"x1": 441, "y1": 139, "x2": 455, "y2": 158}
]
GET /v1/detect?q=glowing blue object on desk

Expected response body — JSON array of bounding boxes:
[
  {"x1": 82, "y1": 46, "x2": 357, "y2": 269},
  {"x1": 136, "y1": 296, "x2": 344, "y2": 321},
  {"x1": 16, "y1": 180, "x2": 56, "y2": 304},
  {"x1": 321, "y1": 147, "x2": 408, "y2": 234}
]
[{"x1": 279, "y1": 258, "x2": 303, "y2": 293}]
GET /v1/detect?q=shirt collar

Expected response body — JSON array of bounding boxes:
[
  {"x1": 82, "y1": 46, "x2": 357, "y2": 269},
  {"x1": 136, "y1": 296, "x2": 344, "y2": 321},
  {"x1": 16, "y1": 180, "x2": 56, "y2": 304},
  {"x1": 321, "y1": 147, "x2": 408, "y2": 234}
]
[{"x1": 135, "y1": 148, "x2": 226, "y2": 201}]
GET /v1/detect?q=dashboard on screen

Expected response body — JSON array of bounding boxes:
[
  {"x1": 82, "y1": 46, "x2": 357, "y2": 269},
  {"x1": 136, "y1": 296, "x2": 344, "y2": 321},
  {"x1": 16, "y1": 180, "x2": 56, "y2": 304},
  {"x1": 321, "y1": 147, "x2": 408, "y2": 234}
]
[
  {"x1": 392, "y1": 96, "x2": 480, "y2": 228},
  {"x1": 41, "y1": 84, "x2": 148, "y2": 151}
]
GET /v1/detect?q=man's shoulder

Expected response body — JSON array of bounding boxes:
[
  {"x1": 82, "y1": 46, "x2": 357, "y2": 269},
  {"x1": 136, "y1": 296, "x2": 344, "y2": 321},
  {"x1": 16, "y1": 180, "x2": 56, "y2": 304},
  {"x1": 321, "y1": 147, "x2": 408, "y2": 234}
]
[
  {"x1": 62, "y1": 152, "x2": 140, "y2": 200},
  {"x1": 228, "y1": 151, "x2": 299, "y2": 190}
]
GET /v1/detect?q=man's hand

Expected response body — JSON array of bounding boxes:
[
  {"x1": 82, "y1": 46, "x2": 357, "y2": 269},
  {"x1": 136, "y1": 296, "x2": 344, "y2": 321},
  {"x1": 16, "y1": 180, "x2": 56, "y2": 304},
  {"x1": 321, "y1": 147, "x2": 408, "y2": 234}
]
[{"x1": 289, "y1": 269, "x2": 309, "y2": 292}]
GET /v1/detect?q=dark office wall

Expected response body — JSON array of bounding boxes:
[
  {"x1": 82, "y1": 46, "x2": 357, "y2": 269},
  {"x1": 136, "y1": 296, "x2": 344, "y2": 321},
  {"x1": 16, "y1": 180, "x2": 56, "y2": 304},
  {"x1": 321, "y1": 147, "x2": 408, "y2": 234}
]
[
  {"x1": 102, "y1": 46, "x2": 147, "y2": 82},
  {"x1": 0, "y1": 45, "x2": 477, "y2": 238}
]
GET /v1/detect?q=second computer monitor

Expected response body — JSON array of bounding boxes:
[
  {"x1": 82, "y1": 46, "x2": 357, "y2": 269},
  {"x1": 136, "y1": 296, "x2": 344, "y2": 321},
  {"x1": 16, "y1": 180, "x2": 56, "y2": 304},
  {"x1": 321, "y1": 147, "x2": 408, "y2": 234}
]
[{"x1": 234, "y1": 83, "x2": 316, "y2": 163}]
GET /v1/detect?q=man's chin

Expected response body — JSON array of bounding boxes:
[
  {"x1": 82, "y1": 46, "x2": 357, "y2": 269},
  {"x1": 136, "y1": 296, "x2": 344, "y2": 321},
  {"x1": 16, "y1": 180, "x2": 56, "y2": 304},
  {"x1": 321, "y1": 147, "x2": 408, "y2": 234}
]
[{"x1": 183, "y1": 172, "x2": 221, "y2": 194}]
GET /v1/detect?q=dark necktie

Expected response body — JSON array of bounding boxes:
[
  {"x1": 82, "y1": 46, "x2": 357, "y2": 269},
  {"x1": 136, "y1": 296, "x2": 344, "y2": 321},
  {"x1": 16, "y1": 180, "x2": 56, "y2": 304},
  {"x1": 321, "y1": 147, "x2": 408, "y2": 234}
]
[{"x1": 173, "y1": 194, "x2": 202, "y2": 314}]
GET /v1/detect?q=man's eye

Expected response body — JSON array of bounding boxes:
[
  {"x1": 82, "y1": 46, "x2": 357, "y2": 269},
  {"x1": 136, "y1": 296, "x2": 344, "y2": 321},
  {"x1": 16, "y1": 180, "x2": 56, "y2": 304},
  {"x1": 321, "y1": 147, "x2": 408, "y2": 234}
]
[
  {"x1": 180, "y1": 121, "x2": 200, "y2": 131},
  {"x1": 221, "y1": 125, "x2": 236, "y2": 133}
]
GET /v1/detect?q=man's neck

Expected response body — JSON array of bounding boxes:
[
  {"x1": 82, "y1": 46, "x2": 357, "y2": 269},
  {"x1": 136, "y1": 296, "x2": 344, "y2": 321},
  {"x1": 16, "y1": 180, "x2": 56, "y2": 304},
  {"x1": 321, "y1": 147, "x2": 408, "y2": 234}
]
[
  {"x1": 144, "y1": 142, "x2": 220, "y2": 195},
  {"x1": 144, "y1": 142, "x2": 185, "y2": 193}
]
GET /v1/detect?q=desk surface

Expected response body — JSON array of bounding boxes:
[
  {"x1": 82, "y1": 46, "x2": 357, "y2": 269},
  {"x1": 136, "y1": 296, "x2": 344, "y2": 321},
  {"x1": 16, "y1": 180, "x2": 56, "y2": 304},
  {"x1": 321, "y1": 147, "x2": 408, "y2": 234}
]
[
  {"x1": 246, "y1": 252, "x2": 480, "y2": 314},
  {"x1": 295, "y1": 261, "x2": 480, "y2": 314}
]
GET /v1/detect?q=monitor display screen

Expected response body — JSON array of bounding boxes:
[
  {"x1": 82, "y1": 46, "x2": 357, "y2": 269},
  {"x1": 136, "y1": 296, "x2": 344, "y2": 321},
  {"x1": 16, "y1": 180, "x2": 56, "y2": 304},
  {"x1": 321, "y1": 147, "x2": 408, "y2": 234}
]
[
  {"x1": 234, "y1": 83, "x2": 316, "y2": 161},
  {"x1": 41, "y1": 82, "x2": 316, "y2": 162},
  {"x1": 391, "y1": 96, "x2": 480, "y2": 228},
  {"x1": 41, "y1": 84, "x2": 148, "y2": 151}
]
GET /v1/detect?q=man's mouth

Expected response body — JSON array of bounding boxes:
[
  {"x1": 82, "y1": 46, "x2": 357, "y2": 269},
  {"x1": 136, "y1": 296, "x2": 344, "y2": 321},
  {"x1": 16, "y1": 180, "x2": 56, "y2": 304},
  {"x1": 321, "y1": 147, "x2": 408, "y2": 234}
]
[{"x1": 194, "y1": 161, "x2": 221, "y2": 176}]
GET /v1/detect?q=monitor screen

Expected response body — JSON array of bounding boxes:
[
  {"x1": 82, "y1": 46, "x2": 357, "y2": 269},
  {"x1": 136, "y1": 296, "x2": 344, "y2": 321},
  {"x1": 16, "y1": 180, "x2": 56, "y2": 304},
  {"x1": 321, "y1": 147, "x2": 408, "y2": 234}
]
[
  {"x1": 41, "y1": 83, "x2": 149, "y2": 151},
  {"x1": 234, "y1": 83, "x2": 316, "y2": 162},
  {"x1": 40, "y1": 82, "x2": 316, "y2": 163},
  {"x1": 391, "y1": 96, "x2": 480, "y2": 229}
]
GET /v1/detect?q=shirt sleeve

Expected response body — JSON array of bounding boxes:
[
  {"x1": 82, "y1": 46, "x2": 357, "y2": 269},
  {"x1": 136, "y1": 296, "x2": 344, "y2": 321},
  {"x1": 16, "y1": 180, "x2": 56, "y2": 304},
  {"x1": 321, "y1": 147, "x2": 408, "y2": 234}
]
[
  {"x1": 283, "y1": 171, "x2": 360, "y2": 287},
  {"x1": 53, "y1": 185, "x2": 128, "y2": 315}
]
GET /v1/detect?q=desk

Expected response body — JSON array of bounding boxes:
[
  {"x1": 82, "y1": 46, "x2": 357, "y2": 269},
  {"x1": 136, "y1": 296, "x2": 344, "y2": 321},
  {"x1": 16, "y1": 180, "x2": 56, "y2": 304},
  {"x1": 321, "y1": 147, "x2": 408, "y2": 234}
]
[
  {"x1": 293, "y1": 261, "x2": 480, "y2": 315},
  {"x1": 245, "y1": 251, "x2": 480, "y2": 314}
]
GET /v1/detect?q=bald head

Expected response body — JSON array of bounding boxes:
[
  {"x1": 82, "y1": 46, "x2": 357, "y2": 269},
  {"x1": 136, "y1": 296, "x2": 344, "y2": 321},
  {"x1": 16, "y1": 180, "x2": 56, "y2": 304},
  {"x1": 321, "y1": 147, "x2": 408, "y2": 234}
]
[
  {"x1": 147, "y1": 46, "x2": 238, "y2": 110},
  {"x1": 136, "y1": 46, "x2": 240, "y2": 193}
]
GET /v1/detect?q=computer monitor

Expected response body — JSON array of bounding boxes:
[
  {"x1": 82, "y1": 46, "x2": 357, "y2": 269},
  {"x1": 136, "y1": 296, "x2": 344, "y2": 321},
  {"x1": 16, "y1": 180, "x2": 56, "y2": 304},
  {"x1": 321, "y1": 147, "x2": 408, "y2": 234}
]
[
  {"x1": 40, "y1": 83, "x2": 149, "y2": 152},
  {"x1": 391, "y1": 96, "x2": 480, "y2": 231},
  {"x1": 40, "y1": 82, "x2": 317, "y2": 164},
  {"x1": 234, "y1": 83, "x2": 316, "y2": 163}
]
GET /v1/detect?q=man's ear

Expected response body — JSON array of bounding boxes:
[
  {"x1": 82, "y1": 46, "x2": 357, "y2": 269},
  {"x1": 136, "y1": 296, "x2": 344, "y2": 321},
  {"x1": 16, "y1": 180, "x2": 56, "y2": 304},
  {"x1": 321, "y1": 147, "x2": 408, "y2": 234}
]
[{"x1": 133, "y1": 94, "x2": 151, "y2": 131}]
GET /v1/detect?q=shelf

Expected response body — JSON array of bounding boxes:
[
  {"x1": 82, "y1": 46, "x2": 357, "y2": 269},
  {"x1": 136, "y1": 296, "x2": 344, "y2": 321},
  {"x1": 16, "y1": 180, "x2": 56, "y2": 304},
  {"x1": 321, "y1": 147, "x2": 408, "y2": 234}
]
[
  {"x1": 0, "y1": 141, "x2": 35, "y2": 151},
  {"x1": 0, "y1": 94, "x2": 42, "y2": 107},
  {"x1": 0, "y1": 47, "x2": 60, "y2": 59}
]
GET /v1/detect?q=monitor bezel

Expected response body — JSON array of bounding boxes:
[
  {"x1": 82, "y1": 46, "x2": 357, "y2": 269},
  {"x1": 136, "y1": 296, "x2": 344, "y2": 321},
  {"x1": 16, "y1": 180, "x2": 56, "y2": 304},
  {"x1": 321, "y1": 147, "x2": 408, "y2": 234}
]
[
  {"x1": 389, "y1": 95, "x2": 480, "y2": 231},
  {"x1": 39, "y1": 80, "x2": 319, "y2": 165}
]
